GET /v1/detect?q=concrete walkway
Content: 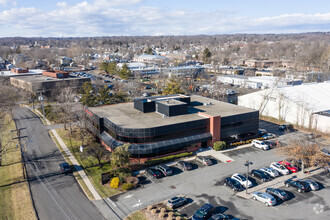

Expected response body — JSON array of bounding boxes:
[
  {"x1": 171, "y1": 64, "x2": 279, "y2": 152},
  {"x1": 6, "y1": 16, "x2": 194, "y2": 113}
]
[
  {"x1": 50, "y1": 129, "x2": 102, "y2": 200},
  {"x1": 236, "y1": 168, "x2": 324, "y2": 199},
  {"x1": 26, "y1": 105, "x2": 102, "y2": 200}
]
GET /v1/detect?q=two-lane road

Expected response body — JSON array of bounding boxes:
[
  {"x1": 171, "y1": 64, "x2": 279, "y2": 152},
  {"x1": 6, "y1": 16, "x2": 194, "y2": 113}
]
[{"x1": 13, "y1": 107, "x2": 104, "y2": 220}]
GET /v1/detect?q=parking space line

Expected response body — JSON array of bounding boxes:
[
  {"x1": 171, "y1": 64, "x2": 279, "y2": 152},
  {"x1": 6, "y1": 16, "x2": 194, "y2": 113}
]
[
  {"x1": 176, "y1": 200, "x2": 197, "y2": 212},
  {"x1": 144, "y1": 174, "x2": 154, "y2": 183}
]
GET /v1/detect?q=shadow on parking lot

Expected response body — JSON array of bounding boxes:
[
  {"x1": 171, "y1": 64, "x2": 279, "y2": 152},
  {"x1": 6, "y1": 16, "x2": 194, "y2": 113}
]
[
  {"x1": 170, "y1": 166, "x2": 183, "y2": 176},
  {"x1": 189, "y1": 161, "x2": 200, "y2": 170},
  {"x1": 283, "y1": 190, "x2": 296, "y2": 201},
  {"x1": 247, "y1": 177, "x2": 258, "y2": 187},
  {"x1": 138, "y1": 175, "x2": 153, "y2": 185},
  {"x1": 316, "y1": 181, "x2": 325, "y2": 190}
]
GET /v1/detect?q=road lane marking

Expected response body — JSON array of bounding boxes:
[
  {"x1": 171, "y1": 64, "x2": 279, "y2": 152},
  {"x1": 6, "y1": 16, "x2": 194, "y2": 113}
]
[
  {"x1": 124, "y1": 194, "x2": 134, "y2": 199},
  {"x1": 107, "y1": 198, "x2": 117, "y2": 207},
  {"x1": 132, "y1": 201, "x2": 143, "y2": 208}
]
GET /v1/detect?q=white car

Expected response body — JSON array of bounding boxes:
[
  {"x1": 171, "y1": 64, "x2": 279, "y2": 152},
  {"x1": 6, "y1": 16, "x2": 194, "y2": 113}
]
[
  {"x1": 252, "y1": 140, "x2": 269, "y2": 150},
  {"x1": 270, "y1": 162, "x2": 290, "y2": 175},
  {"x1": 251, "y1": 192, "x2": 276, "y2": 206},
  {"x1": 260, "y1": 167, "x2": 279, "y2": 178},
  {"x1": 231, "y1": 173, "x2": 253, "y2": 188}
]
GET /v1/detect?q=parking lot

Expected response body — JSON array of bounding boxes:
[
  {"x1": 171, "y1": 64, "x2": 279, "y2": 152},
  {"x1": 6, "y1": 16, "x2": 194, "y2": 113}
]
[{"x1": 106, "y1": 126, "x2": 329, "y2": 220}]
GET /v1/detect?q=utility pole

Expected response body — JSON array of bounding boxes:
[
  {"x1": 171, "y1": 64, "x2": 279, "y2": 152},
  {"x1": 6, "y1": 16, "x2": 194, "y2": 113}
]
[
  {"x1": 39, "y1": 91, "x2": 45, "y2": 121},
  {"x1": 244, "y1": 160, "x2": 253, "y2": 194},
  {"x1": 12, "y1": 127, "x2": 27, "y2": 179}
]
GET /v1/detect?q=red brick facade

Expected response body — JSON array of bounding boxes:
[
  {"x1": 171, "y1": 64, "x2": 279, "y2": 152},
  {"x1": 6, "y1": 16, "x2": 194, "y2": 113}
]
[{"x1": 42, "y1": 70, "x2": 69, "y2": 78}]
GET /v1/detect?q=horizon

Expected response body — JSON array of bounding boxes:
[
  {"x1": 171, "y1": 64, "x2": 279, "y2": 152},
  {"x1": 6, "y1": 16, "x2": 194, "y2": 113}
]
[{"x1": 0, "y1": 0, "x2": 329, "y2": 37}]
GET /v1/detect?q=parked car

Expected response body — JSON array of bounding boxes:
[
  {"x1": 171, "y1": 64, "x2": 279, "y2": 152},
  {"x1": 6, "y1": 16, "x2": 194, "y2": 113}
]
[
  {"x1": 278, "y1": 161, "x2": 298, "y2": 173},
  {"x1": 145, "y1": 168, "x2": 162, "y2": 179},
  {"x1": 251, "y1": 192, "x2": 276, "y2": 206},
  {"x1": 177, "y1": 161, "x2": 192, "y2": 171},
  {"x1": 251, "y1": 169, "x2": 271, "y2": 182},
  {"x1": 279, "y1": 124, "x2": 293, "y2": 131},
  {"x1": 262, "y1": 133, "x2": 277, "y2": 140},
  {"x1": 196, "y1": 156, "x2": 213, "y2": 166},
  {"x1": 300, "y1": 179, "x2": 319, "y2": 191},
  {"x1": 166, "y1": 196, "x2": 187, "y2": 209},
  {"x1": 260, "y1": 167, "x2": 280, "y2": 178},
  {"x1": 231, "y1": 173, "x2": 253, "y2": 188},
  {"x1": 209, "y1": 213, "x2": 229, "y2": 220},
  {"x1": 192, "y1": 203, "x2": 215, "y2": 220},
  {"x1": 59, "y1": 162, "x2": 71, "y2": 174},
  {"x1": 264, "y1": 140, "x2": 277, "y2": 148},
  {"x1": 224, "y1": 177, "x2": 244, "y2": 191},
  {"x1": 270, "y1": 162, "x2": 290, "y2": 175},
  {"x1": 284, "y1": 179, "x2": 310, "y2": 192},
  {"x1": 258, "y1": 128, "x2": 267, "y2": 136},
  {"x1": 252, "y1": 140, "x2": 269, "y2": 150},
  {"x1": 155, "y1": 164, "x2": 173, "y2": 176},
  {"x1": 266, "y1": 188, "x2": 288, "y2": 201}
]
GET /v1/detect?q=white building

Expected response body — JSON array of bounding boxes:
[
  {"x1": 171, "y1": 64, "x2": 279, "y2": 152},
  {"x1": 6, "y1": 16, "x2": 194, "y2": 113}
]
[
  {"x1": 238, "y1": 81, "x2": 330, "y2": 133},
  {"x1": 217, "y1": 75, "x2": 302, "y2": 89}
]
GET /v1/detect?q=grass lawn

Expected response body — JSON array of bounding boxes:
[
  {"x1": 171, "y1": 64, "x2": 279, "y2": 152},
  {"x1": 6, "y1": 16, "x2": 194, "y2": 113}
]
[
  {"x1": 0, "y1": 116, "x2": 36, "y2": 220},
  {"x1": 56, "y1": 128, "x2": 120, "y2": 198},
  {"x1": 125, "y1": 210, "x2": 148, "y2": 220}
]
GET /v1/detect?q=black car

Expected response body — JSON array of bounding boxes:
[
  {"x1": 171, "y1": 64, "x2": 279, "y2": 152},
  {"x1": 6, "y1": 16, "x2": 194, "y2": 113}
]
[
  {"x1": 279, "y1": 124, "x2": 293, "y2": 131},
  {"x1": 145, "y1": 168, "x2": 162, "y2": 179},
  {"x1": 224, "y1": 177, "x2": 244, "y2": 191},
  {"x1": 266, "y1": 188, "x2": 288, "y2": 201},
  {"x1": 177, "y1": 161, "x2": 192, "y2": 171},
  {"x1": 59, "y1": 162, "x2": 71, "y2": 174},
  {"x1": 251, "y1": 169, "x2": 271, "y2": 182},
  {"x1": 166, "y1": 196, "x2": 187, "y2": 209},
  {"x1": 284, "y1": 179, "x2": 310, "y2": 192},
  {"x1": 264, "y1": 140, "x2": 277, "y2": 148},
  {"x1": 192, "y1": 203, "x2": 215, "y2": 220}
]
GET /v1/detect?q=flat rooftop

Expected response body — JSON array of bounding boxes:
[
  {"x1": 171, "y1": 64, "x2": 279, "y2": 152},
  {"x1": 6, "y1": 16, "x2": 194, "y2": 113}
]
[
  {"x1": 0, "y1": 69, "x2": 43, "y2": 76},
  {"x1": 89, "y1": 95, "x2": 257, "y2": 129},
  {"x1": 11, "y1": 74, "x2": 89, "y2": 83},
  {"x1": 157, "y1": 99, "x2": 186, "y2": 106}
]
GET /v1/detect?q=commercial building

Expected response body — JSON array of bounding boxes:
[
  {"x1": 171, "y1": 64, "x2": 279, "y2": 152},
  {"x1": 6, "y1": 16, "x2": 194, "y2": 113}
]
[
  {"x1": 217, "y1": 75, "x2": 303, "y2": 89},
  {"x1": 85, "y1": 95, "x2": 259, "y2": 163},
  {"x1": 163, "y1": 66, "x2": 204, "y2": 78},
  {"x1": 10, "y1": 70, "x2": 90, "y2": 94},
  {"x1": 238, "y1": 81, "x2": 330, "y2": 133}
]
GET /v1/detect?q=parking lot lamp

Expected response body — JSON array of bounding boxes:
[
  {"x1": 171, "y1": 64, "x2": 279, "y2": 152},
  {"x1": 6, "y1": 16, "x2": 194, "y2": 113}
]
[{"x1": 244, "y1": 160, "x2": 253, "y2": 194}]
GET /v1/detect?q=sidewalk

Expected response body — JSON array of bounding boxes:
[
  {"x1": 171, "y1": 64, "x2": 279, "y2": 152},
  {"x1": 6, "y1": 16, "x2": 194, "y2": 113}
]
[
  {"x1": 26, "y1": 106, "x2": 102, "y2": 200},
  {"x1": 236, "y1": 168, "x2": 324, "y2": 199}
]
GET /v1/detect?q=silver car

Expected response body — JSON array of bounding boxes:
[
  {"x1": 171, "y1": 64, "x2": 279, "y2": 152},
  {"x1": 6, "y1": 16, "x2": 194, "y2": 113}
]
[
  {"x1": 260, "y1": 167, "x2": 280, "y2": 178},
  {"x1": 196, "y1": 156, "x2": 213, "y2": 166},
  {"x1": 251, "y1": 192, "x2": 277, "y2": 206},
  {"x1": 301, "y1": 179, "x2": 319, "y2": 191},
  {"x1": 270, "y1": 162, "x2": 290, "y2": 175}
]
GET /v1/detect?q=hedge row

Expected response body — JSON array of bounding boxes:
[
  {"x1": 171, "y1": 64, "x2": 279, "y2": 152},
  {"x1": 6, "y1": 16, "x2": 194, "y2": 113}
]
[
  {"x1": 145, "y1": 152, "x2": 194, "y2": 165},
  {"x1": 230, "y1": 137, "x2": 265, "y2": 147}
]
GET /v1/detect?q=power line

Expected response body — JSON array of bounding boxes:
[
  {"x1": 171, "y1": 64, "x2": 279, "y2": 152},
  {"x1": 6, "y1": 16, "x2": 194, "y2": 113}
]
[{"x1": 17, "y1": 108, "x2": 79, "y2": 220}]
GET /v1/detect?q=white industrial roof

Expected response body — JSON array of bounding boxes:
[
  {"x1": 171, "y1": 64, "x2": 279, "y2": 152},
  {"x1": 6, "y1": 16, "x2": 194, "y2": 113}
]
[
  {"x1": 277, "y1": 81, "x2": 330, "y2": 113},
  {"x1": 0, "y1": 69, "x2": 43, "y2": 76}
]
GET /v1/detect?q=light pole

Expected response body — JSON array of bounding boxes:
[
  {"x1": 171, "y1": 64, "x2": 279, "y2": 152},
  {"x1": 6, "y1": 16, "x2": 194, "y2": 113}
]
[{"x1": 244, "y1": 160, "x2": 253, "y2": 194}]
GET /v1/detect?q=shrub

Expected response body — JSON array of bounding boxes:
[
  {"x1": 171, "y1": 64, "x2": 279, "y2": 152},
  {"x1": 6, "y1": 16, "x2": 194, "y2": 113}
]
[
  {"x1": 145, "y1": 152, "x2": 193, "y2": 165},
  {"x1": 110, "y1": 177, "x2": 120, "y2": 188},
  {"x1": 158, "y1": 212, "x2": 165, "y2": 218},
  {"x1": 121, "y1": 183, "x2": 134, "y2": 190},
  {"x1": 213, "y1": 141, "x2": 227, "y2": 151},
  {"x1": 151, "y1": 209, "x2": 157, "y2": 215}
]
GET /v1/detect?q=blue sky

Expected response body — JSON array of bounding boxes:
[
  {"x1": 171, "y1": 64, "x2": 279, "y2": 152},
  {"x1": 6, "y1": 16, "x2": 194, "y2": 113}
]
[{"x1": 0, "y1": 0, "x2": 329, "y2": 37}]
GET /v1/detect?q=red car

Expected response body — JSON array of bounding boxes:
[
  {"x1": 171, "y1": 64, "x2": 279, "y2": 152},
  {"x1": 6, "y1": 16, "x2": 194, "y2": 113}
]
[{"x1": 279, "y1": 161, "x2": 298, "y2": 173}]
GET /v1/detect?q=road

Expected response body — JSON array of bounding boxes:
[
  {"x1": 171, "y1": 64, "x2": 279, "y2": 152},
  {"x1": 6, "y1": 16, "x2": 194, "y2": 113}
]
[{"x1": 13, "y1": 107, "x2": 105, "y2": 220}]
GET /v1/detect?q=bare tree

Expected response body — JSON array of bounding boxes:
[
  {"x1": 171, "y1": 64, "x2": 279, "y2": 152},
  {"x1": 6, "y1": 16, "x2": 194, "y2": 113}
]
[
  {"x1": 84, "y1": 142, "x2": 110, "y2": 167},
  {"x1": 276, "y1": 138, "x2": 330, "y2": 173}
]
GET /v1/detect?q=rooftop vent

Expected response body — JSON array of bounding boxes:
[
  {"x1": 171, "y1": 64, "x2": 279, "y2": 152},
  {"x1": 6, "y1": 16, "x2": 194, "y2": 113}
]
[{"x1": 203, "y1": 102, "x2": 213, "y2": 106}]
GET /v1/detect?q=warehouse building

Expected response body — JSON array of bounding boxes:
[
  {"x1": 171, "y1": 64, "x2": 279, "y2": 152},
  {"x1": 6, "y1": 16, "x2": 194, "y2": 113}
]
[
  {"x1": 85, "y1": 94, "x2": 259, "y2": 163},
  {"x1": 238, "y1": 81, "x2": 330, "y2": 133}
]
